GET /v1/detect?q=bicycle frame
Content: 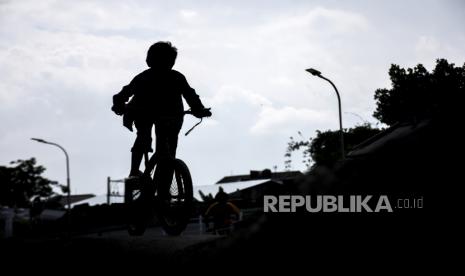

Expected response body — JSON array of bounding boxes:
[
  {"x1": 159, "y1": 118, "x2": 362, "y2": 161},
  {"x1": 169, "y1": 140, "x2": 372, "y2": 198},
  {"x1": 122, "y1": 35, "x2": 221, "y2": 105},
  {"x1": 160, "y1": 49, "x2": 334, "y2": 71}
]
[{"x1": 141, "y1": 108, "x2": 210, "y2": 177}]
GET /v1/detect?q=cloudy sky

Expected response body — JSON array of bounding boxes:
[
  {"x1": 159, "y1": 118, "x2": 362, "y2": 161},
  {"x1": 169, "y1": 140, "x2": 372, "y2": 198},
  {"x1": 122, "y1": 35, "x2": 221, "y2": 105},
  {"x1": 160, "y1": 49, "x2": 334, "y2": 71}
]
[{"x1": 1, "y1": 0, "x2": 464, "y2": 195}]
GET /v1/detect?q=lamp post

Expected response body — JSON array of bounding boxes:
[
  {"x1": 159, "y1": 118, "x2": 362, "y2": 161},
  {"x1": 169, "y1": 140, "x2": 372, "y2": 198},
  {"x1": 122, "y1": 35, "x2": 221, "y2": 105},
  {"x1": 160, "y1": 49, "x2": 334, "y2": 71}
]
[
  {"x1": 305, "y1": 68, "x2": 345, "y2": 159},
  {"x1": 31, "y1": 138, "x2": 71, "y2": 213}
]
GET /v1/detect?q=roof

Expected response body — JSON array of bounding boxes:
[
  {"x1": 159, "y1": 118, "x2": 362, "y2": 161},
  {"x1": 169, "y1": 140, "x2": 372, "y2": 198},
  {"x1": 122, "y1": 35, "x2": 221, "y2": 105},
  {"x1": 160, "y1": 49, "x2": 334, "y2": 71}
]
[
  {"x1": 49, "y1": 194, "x2": 96, "y2": 206},
  {"x1": 70, "y1": 194, "x2": 123, "y2": 207},
  {"x1": 348, "y1": 119, "x2": 431, "y2": 158},
  {"x1": 216, "y1": 170, "x2": 302, "y2": 184},
  {"x1": 194, "y1": 179, "x2": 272, "y2": 201}
]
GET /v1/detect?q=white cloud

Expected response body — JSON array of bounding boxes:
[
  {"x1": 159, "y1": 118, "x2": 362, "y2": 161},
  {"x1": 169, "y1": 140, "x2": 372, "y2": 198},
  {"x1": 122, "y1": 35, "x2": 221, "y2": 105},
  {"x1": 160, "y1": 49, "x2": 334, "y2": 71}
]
[
  {"x1": 179, "y1": 9, "x2": 198, "y2": 21},
  {"x1": 251, "y1": 105, "x2": 330, "y2": 135},
  {"x1": 209, "y1": 85, "x2": 272, "y2": 107},
  {"x1": 415, "y1": 36, "x2": 440, "y2": 54},
  {"x1": 414, "y1": 35, "x2": 441, "y2": 64},
  {"x1": 258, "y1": 6, "x2": 369, "y2": 36}
]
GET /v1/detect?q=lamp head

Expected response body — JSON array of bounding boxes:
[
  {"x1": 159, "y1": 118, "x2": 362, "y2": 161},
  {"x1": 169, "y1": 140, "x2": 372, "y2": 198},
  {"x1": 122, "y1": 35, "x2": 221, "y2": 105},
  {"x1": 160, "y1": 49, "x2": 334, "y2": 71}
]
[
  {"x1": 305, "y1": 68, "x2": 322, "y2": 76},
  {"x1": 31, "y1": 138, "x2": 47, "y2": 143}
]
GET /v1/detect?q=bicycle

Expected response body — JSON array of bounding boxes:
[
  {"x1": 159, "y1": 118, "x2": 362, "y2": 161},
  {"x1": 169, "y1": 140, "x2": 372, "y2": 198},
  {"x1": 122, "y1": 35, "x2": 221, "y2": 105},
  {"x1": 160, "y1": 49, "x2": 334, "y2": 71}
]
[{"x1": 124, "y1": 108, "x2": 210, "y2": 236}]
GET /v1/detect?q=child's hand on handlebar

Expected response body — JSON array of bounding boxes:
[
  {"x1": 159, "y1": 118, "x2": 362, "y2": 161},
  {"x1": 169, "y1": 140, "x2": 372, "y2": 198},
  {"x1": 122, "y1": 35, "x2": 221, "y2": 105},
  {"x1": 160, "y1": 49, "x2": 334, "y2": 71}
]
[
  {"x1": 192, "y1": 108, "x2": 212, "y2": 118},
  {"x1": 111, "y1": 103, "x2": 125, "y2": 116}
]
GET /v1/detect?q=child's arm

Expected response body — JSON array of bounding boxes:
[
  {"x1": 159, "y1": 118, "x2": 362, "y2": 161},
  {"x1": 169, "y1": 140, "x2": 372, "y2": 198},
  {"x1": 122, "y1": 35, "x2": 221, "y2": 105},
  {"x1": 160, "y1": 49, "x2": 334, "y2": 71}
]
[
  {"x1": 112, "y1": 78, "x2": 136, "y2": 115},
  {"x1": 113, "y1": 82, "x2": 134, "y2": 107},
  {"x1": 178, "y1": 73, "x2": 212, "y2": 118},
  {"x1": 178, "y1": 74, "x2": 205, "y2": 111}
]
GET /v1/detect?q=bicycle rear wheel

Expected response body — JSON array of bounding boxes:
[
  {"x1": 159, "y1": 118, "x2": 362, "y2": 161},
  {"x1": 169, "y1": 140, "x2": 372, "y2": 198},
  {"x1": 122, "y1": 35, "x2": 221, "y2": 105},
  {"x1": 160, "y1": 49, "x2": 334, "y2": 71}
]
[{"x1": 154, "y1": 158, "x2": 193, "y2": 236}]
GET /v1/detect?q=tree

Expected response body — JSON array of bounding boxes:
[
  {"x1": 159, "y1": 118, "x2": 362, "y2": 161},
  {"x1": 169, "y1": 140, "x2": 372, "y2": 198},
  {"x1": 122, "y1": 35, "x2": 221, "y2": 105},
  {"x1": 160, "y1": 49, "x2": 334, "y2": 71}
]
[
  {"x1": 374, "y1": 59, "x2": 464, "y2": 125},
  {"x1": 0, "y1": 158, "x2": 63, "y2": 208},
  {"x1": 285, "y1": 124, "x2": 382, "y2": 169}
]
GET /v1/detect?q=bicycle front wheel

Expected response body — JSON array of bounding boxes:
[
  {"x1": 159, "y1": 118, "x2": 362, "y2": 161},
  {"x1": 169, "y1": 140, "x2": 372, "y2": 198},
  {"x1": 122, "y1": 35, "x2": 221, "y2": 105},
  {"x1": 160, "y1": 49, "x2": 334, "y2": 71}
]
[
  {"x1": 154, "y1": 158, "x2": 193, "y2": 236},
  {"x1": 125, "y1": 175, "x2": 151, "y2": 236}
]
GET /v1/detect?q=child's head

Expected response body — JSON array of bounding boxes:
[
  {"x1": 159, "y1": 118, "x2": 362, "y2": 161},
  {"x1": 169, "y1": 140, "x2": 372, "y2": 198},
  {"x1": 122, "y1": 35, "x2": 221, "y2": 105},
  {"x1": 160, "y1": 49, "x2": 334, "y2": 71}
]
[{"x1": 146, "y1": 41, "x2": 177, "y2": 70}]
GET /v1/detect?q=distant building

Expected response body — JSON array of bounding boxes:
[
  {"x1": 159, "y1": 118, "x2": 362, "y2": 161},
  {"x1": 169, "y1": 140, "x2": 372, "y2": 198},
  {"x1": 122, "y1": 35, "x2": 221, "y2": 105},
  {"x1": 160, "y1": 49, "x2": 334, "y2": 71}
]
[
  {"x1": 216, "y1": 169, "x2": 302, "y2": 184},
  {"x1": 195, "y1": 169, "x2": 303, "y2": 205},
  {"x1": 46, "y1": 194, "x2": 96, "y2": 209}
]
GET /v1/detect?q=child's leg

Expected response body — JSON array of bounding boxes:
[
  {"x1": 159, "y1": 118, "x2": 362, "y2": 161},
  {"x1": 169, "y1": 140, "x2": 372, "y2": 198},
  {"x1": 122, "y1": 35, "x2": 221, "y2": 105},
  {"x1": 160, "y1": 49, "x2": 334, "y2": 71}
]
[
  {"x1": 154, "y1": 118, "x2": 183, "y2": 159},
  {"x1": 153, "y1": 118, "x2": 183, "y2": 193},
  {"x1": 130, "y1": 120, "x2": 153, "y2": 176},
  {"x1": 129, "y1": 151, "x2": 144, "y2": 177}
]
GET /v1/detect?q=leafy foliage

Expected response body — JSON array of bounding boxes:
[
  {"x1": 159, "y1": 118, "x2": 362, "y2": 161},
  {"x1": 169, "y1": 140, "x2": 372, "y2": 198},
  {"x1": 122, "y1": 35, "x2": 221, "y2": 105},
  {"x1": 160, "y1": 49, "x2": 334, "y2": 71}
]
[
  {"x1": 0, "y1": 158, "x2": 63, "y2": 207},
  {"x1": 374, "y1": 59, "x2": 465, "y2": 125},
  {"x1": 285, "y1": 124, "x2": 382, "y2": 169}
]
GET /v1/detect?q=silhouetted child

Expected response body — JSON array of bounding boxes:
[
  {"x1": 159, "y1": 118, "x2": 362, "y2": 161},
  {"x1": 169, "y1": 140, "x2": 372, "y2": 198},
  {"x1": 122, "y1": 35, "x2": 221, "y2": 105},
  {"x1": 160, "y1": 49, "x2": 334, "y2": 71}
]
[
  {"x1": 204, "y1": 187, "x2": 240, "y2": 234},
  {"x1": 111, "y1": 41, "x2": 211, "y2": 177}
]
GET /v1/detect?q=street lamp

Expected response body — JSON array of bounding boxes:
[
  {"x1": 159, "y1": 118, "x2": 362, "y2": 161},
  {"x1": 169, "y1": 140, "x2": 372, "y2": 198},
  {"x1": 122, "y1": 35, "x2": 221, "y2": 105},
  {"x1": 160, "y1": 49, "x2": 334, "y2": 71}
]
[
  {"x1": 305, "y1": 68, "x2": 345, "y2": 159},
  {"x1": 31, "y1": 138, "x2": 71, "y2": 211}
]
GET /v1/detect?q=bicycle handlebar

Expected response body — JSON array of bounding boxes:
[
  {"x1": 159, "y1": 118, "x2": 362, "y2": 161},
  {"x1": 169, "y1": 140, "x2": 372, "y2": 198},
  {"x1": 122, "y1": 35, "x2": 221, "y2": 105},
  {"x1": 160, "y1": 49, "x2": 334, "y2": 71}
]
[
  {"x1": 183, "y1": 107, "x2": 211, "y2": 115},
  {"x1": 184, "y1": 108, "x2": 211, "y2": 136}
]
